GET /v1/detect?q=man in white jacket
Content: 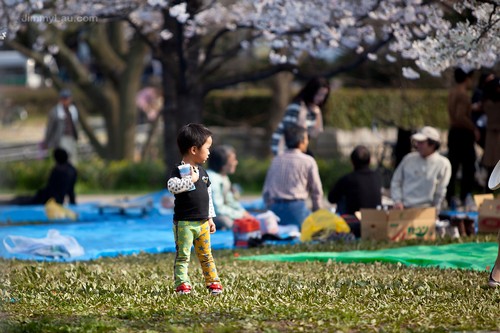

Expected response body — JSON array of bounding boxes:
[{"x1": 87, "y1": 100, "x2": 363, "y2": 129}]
[
  {"x1": 42, "y1": 89, "x2": 79, "y2": 164},
  {"x1": 390, "y1": 126, "x2": 451, "y2": 212}
]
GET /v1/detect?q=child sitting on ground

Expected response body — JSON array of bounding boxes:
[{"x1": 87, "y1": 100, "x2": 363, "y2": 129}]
[{"x1": 166, "y1": 123, "x2": 223, "y2": 296}]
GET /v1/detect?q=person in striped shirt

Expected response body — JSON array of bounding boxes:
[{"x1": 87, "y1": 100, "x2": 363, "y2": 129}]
[{"x1": 270, "y1": 77, "x2": 330, "y2": 156}]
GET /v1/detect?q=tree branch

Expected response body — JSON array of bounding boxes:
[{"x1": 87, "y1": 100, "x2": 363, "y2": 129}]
[
  {"x1": 125, "y1": 17, "x2": 161, "y2": 55},
  {"x1": 203, "y1": 63, "x2": 297, "y2": 93},
  {"x1": 473, "y1": 3, "x2": 499, "y2": 44},
  {"x1": 86, "y1": 24, "x2": 126, "y2": 81},
  {"x1": 321, "y1": 37, "x2": 392, "y2": 78}
]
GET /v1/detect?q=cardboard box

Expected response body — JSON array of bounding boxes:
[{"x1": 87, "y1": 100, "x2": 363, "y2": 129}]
[
  {"x1": 360, "y1": 207, "x2": 436, "y2": 241},
  {"x1": 477, "y1": 198, "x2": 500, "y2": 233},
  {"x1": 473, "y1": 194, "x2": 494, "y2": 208}
]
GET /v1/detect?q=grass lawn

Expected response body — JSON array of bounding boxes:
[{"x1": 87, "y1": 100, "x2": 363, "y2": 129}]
[{"x1": 1, "y1": 235, "x2": 499, "y2": 333}]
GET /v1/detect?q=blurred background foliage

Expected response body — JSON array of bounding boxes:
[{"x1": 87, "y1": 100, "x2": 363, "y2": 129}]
[
  {"x1": 0, "y1": 157, "x2": 352, "y2": 195},
  {"x1": 0, "y1": 86, "x2": 444, "y2": 195},
  {"x1": 3, "y1": 86, "x2": 449, "y2": 129}
]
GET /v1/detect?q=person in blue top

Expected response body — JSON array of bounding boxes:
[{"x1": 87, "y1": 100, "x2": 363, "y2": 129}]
[{"x1": 206, "y1": 145, "x2": 251, "y2": 230}]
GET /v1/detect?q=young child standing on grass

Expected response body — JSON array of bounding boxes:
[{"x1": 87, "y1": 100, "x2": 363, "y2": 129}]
[{"x1": 167, "y1": 123, "x2": 223, "y2": 296}]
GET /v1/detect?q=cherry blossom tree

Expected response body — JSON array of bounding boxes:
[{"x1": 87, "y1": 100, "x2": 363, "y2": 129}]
[{"x1": 1, "y1": 0, "x2": 498, "y2": 166}]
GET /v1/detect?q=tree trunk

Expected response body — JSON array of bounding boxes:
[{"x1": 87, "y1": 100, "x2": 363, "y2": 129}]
[
  {"x1": 265, "y1": 72, "x2": 294, "y2": 154},
  {"x1": 115, "y1": 36, "x2": 147, "y2": 160},
  {"x1": 162, "y1": 80, "x2": 204, "y2": 171}
]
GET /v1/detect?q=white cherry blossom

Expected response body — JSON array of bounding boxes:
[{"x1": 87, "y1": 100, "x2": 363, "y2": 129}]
[{"x1": 0, "y1": 0, "x2": 498, "y2": 77}]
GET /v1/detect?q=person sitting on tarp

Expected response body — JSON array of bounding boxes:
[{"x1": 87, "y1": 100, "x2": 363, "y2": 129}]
[
  {"x1": 206, "y1": 145, "x2": 252, "y2": 230},
  {"x1": 0, "y1": 148, "x2": 77, "y2": 206},
  {"x1": 390, "y1": 126, "x2": 451, "y2": 211},
  {"x1": 262, "y1": 124, "x2": 323, "y2": 230},
  {"x1": 327, "y1": 145, "x2": 382, "y2": 238}
]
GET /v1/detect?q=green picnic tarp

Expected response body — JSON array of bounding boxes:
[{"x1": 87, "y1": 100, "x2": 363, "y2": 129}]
[{"x1": 239, "y1": 242, "x2": 498, "y2": 271}]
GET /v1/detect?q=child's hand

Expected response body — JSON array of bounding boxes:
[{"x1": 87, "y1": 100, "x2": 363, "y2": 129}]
[
  {"x1": 208, "y1": 219, "x2": 216, "y2": 233},
  {"x1": 191, "y1": 166, "x2": 200, "y2": 183}
]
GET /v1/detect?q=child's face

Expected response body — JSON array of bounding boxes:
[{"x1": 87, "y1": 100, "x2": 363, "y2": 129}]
[{"x1": 193, "y1": 136, "x2": 212, "y2": 164}]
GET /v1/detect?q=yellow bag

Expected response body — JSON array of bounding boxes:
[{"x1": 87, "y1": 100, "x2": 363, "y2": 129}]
[
  {"x1": 45, "y1": 198, "x2": 77, "y2": 220},
  {"x1": 300, "y1": 209, "x2": 350, "y2": 242}
]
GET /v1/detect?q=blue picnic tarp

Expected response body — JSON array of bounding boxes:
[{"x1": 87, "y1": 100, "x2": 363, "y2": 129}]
[{"x1": 0, "y1": 191, "x2": 235, "y2": 261}]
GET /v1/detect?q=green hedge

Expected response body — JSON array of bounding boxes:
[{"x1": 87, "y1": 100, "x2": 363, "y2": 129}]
[
  {"x1": 204, "y1": 88, "x2": 449, "y2": 129},
  {"x1": 0, "y1": 157, "x2": 353, "y2": 195},
  {"x1": 6, "y1": 87, "x2": 448, "y2": 129},
  {"x1": 0, "y1": 86, "x2": 58, "y2": 117},
  {"x1": 327, "y1": 88, "x2": 449, "y2": 130},
  {"x1": 0, "y1": 159, "x2": 165, "y2": 193}
]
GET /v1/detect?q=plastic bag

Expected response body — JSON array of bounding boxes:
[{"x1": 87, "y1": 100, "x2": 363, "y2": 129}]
[
  {"x1": 255, "y1": 210, "x2": 280, "y2": 235},
  {"x1": 3, "y1": 229, "x2": 84, "y2": 258},
  {"x1": 300, "y1": 209, "x2": 351, "y2": 242}
]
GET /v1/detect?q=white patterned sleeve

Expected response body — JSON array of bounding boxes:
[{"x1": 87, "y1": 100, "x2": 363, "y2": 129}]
[
  {"x1": 208, "y1": 185, "x2": 216, "y2": 218},
  {"x1": 167, "y1": 177, "x2": 194, "y2": 194}
]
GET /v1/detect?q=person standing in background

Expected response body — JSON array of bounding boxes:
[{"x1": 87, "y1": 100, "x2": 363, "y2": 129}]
[
  {"x1": 481, "y1": 77, "x2": 500, "y2": 190},
  {"x1": 42, "y1": 89, "x2": 79, "y2": 164},
  {"x1": 471, "y1": 72, "x2": 495, "y2": 149},
  {"x1": 446, "y1": 68, "x2": 480, "y2": 208},
  {"x1": 270, "y1": 77, "x2": 330, "y2": 156}
]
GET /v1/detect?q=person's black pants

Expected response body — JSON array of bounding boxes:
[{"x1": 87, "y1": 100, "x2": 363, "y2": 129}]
[{"x1": 446, "y1": 128, "x2": 476, "y2": 204}]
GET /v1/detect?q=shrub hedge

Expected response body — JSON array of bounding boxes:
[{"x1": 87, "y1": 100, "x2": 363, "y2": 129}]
[
  {"x1": 327, "y1": 88, "x2": 449, "y2": 130},
  {"x1": 5, "y1": 87, "x2": 448, "y2": 129},
  {"x1": 0, "y1": 157, "x2": 352, "y2": 195},
  {"x1": 204, "y1": 88, "x2": 449, "y2": 129}
]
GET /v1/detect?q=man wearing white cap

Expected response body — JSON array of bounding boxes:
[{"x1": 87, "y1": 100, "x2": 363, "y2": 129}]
[{"x1": 390, "y1": 126, "x2": 452, "y2": 211}]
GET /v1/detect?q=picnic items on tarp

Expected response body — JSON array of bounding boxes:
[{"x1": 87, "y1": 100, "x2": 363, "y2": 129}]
[
  {"x1": 255, "y1": 210, "x2": 280, "y2": 235},
  {"x1": 3, "y1": 229, "x2": 84, "y2": 259},
  {"x1": 233, "y1": 211, "x2": 301, "y2": 248},
  {"x1": 233, "y1": 216, "x2": 261, "y2": 248},
  {"x1": 300, "y1": 209, "x2": 352, "y2": 242}
]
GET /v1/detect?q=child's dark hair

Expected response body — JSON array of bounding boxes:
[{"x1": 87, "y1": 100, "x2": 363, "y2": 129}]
[
  {"x1": 284, "y1": 124, "x2": 307, "y2": 149},
  {"x1": 177, "y1": 123, "x2": 212, "y2": 155},
  {"x1": 208, "y1": 145, "x2": 235, "y2": 172}
]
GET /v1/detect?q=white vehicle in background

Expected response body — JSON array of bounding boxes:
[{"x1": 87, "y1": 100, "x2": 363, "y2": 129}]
[{"x1": 0, "y1": 50, "x2": 46, "y2": 88}]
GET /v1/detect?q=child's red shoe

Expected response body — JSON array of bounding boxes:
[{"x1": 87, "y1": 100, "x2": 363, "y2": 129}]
[
  {"x1": 175, "y1": 283, "x2": 192, "y2": 295},
  {"x1": 207, "y1": 282, "x2": 223, "y2": 296}
]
